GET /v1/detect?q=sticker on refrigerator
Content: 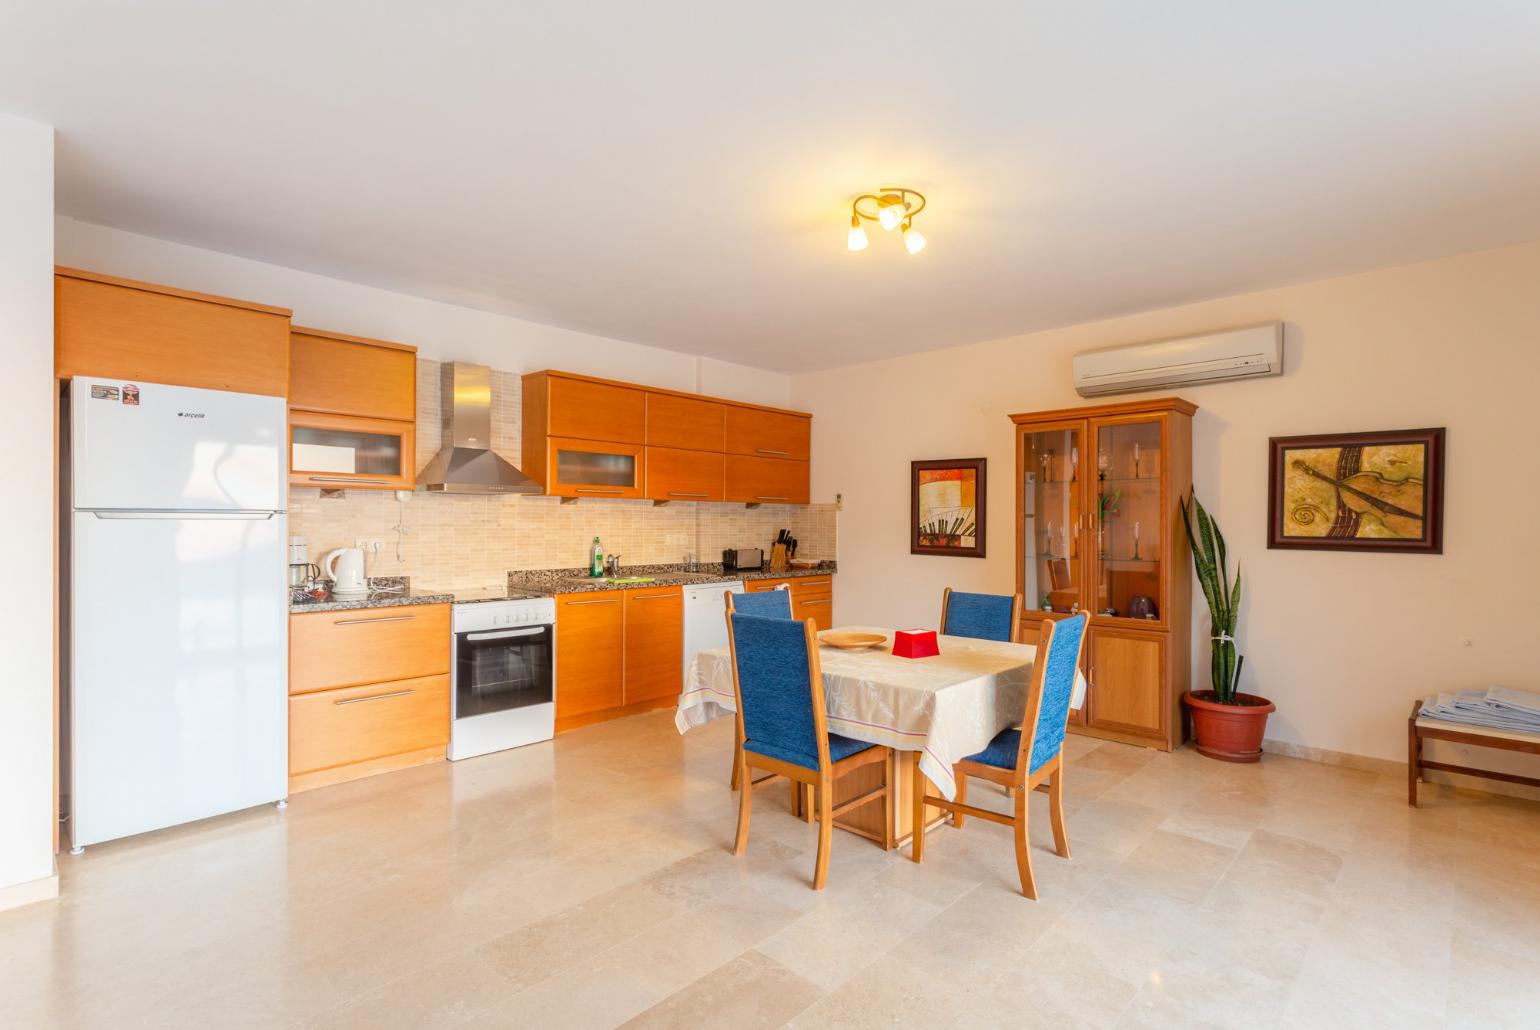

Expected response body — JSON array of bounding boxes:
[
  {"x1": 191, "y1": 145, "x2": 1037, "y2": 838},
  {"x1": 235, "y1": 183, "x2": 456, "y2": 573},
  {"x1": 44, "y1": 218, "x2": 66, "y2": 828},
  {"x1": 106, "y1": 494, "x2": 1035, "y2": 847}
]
[
  {"x1": 122, "y1": 384, "x2": 140, "y2": 406},
  {"x1": 91, "y1": 385, "x2": 120, "y2": 401}
]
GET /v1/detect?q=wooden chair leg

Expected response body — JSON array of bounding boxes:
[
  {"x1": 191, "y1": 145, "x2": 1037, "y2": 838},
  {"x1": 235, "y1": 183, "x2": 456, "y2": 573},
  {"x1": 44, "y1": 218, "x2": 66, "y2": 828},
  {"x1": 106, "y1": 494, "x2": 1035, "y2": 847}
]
[
  {"x1": 729, "y1": 729, "x2": 743, "y2": 791},
  {"x1": 882, "y1": 750, "x2": 897, "y2": 850},
  {"x1": 1048, "y1": 767, "x2": 1070, "y2": 859},
  {"x1": 732, "y1": 753, "x2": 753, "y2": 855},
  {"x1": 1012, "y1": 786, "x2": 1037, "y2": 900},
  {"x1": 813, "y1": 779, "x2": 833, "y2": 890},
  {"x1": 789, "y1": 778, "x2": 800, "y2": 816},
  {"x1": 1407, "y1": 711, "x2": 1421, "y2": 808},
  {"x1": 954, "y1": 770, "x2": 968, "y2": 829},
  {"x1": 802, "y1": 783, "x2": 814, "y2": 822},
  {"x1": 910, "y1": 762, "x2": 928, "y2": 863}
]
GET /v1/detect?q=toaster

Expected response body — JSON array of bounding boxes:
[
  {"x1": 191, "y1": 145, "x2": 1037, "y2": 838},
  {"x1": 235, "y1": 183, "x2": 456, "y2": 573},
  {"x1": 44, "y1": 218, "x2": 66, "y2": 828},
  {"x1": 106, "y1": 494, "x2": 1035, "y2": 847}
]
[{"x1": 722, "y1": 547, "x2": 764, "y2": 571}]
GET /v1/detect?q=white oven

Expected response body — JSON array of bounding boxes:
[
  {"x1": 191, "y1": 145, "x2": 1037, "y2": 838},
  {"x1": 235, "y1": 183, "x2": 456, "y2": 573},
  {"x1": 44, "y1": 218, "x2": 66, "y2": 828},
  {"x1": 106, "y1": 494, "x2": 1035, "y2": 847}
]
[{"x1": 449, "y1": 596, "x2": 556, "y2": 760}]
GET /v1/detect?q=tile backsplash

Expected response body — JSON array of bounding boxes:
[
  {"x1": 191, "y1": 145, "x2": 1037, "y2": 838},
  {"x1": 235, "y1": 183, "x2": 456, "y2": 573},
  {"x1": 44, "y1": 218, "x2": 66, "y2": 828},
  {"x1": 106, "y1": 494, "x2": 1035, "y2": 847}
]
[{"x1": 289, "y1": 361, "x2": 836, "y2": 589}]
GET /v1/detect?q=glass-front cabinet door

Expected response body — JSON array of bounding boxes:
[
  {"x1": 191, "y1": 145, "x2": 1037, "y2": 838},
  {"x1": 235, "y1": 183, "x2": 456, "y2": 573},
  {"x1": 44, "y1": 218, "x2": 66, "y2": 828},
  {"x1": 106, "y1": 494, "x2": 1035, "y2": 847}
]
[
  {"x1": 546, "y1": 437, "x2": 645, "y2": 499},
  {"x1": 1019, "y1": 422, "x2": 1087, "y2": 618},
  {"x1": 1089, "y1": 416, "x2": 1167, "y2": 626},
  {"x1": 289, "y1": 411, "x2": 414, "y2": 491}
]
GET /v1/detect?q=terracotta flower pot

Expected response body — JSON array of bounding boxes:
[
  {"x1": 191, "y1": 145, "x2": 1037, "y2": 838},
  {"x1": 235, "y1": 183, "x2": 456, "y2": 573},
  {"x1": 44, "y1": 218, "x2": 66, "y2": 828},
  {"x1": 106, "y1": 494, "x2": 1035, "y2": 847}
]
[{"x1": 1183, "y1": 690, "x2": 1276, "y2": 763}]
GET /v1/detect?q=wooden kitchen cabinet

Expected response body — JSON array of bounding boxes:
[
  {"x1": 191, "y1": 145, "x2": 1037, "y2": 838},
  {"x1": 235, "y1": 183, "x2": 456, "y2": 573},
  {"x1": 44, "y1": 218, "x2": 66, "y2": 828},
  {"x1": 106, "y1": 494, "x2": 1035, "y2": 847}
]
[
  {"x1": 289, "y1": 326, "x2": 417, "y2": 420},
  {"x1": 725, "y1": 454, "x2": 811, "y2": 505},
  {"x1": 645, "y1": 446, "x2": 725, "y2": 501},
  {"x1": 646, "y1": 392, "x2": 725, "y2": 451},
  {"x1": 554, "y1": 591, "x2": 625, "y2": 728},
  {"x1": 288, "y1": 325, "x2": 417, "y2": 491},
  {"x1": 288, "y1": 603, "x2": 451, "y2": 792},
  {"x1": 623, "y1": 587, "x2": 684, "y2": 705},
  {"x1": 523, "y1": 369, "x2": 813, "y2": 504},
  {"x1": 55, "y1": 267, "x2": 291, "y2": 395},
  {"x1": 746, "y1": 576, "x2": 835, "y2": 631},
  {"x1": 725, "y1": 405, "x2": 811, "y2": 460}
]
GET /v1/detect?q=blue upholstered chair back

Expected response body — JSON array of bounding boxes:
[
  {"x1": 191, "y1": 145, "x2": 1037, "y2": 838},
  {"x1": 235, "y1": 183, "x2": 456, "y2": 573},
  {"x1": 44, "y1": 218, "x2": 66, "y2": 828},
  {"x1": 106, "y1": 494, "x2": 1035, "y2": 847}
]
[
  {"x1": 1025, "y1": 612, "x2": 1089, "y2": 771},
  {"x1": 733, "y1": 588, "x2": 793, "y2": 619},
  {"x1": 729, "y1": 613, "x2": 822, "y2": 769},
  {"x1": 942, "y1": 591, "x2": 1016, "y2": 642}
]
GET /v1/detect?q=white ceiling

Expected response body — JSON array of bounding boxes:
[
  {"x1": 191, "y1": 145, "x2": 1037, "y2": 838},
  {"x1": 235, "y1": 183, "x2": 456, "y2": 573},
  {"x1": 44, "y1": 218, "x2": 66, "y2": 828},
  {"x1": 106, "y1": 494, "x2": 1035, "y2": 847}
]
[{"x1": 5, "y1": 2, "x2": 1540, "y2": 373}]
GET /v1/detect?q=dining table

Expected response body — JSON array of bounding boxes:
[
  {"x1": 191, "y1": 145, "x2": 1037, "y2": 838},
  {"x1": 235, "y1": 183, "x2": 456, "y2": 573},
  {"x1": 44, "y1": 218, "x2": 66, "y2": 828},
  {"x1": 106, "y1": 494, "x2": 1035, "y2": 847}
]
[{"x1": 677, "y1": 625, "x2": 1087, "y2": 845}]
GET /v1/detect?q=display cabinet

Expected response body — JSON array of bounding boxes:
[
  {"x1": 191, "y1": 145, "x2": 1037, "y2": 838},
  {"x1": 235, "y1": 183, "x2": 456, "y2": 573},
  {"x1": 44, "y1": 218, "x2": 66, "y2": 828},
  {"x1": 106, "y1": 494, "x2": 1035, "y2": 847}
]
[{"x1": 1010, "y1": 397, "x2": 1195, "y2": 749}]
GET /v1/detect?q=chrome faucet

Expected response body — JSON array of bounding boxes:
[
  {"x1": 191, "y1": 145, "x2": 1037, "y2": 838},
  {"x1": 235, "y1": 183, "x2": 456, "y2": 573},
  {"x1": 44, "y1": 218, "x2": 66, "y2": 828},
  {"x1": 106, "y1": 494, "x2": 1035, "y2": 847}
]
[{"x1": 605, "y1": 554, "x2": 622, "y2": 576}]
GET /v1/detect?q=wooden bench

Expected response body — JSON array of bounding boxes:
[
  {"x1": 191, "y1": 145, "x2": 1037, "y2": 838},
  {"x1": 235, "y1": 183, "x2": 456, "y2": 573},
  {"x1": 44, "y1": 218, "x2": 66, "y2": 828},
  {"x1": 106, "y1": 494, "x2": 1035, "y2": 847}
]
[{"x1": 1408, "y1": 699, "x2": 1540, "y2": 806}]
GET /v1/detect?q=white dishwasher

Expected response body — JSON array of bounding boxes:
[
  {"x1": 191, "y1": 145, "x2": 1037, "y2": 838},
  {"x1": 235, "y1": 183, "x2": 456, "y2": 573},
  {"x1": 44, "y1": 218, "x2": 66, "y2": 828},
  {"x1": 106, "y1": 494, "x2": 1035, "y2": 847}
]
[{"x1": 682, "y1": 579, "x2": 745, "y2": 682}]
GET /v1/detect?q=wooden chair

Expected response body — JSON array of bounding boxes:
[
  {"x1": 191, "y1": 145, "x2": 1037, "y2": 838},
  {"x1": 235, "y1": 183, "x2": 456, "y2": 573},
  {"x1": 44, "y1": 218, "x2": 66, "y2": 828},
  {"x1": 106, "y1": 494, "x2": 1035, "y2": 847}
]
[
  {"x1": 911, "y1": 611, "x2": 1090, "y2": 899},
  {"x1": 726, "y1": 588, "x2": 793, "y2": 794},
  {"x1": 939, "y1": 587, "x2": 1023, "y2": 643},
  {"x1": 726, "y1": 611, "x2": 894, "y2": 889}
]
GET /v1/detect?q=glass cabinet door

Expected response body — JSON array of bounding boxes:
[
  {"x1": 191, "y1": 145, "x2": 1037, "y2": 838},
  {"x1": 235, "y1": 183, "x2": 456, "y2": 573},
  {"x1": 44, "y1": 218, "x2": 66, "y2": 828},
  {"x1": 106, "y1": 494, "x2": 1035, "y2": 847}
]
[
  {"x1": 290, "y1": 412, "x2": 414, "y2": 490},
  {"x1": 1090, "y1": 417, "x2": 1165, "y2": 623},
  {"x1": 1021, "y1": 423, "x2": 1086, "y2": 615},
  {"x1": 547, "y1": 437, "x2": 645, "y2": 498}
]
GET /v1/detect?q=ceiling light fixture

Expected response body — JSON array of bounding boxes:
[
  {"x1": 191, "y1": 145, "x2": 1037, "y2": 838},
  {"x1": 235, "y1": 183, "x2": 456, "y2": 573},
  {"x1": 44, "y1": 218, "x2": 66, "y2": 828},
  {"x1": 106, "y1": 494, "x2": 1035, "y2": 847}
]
[{"x1": 849, "y1": 187, "x2": 927, "y2": 253}]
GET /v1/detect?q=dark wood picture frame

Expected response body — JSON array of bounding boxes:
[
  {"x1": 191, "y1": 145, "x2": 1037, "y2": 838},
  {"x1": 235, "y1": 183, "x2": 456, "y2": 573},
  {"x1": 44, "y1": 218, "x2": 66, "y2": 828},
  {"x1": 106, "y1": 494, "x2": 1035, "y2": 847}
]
[
  {"x1": 911, "y1": 458, "x2": 987, "y2": 558},
  {"x1": 1267, "y1": 427, "x2": 1445, "y2": 553}
]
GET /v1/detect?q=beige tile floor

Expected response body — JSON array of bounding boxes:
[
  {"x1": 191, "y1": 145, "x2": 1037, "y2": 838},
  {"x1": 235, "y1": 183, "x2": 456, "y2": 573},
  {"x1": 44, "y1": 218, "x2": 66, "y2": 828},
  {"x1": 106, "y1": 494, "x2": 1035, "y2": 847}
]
[{"x1": 5, "y1": 711, "x2": 1539, "y2": 1029}]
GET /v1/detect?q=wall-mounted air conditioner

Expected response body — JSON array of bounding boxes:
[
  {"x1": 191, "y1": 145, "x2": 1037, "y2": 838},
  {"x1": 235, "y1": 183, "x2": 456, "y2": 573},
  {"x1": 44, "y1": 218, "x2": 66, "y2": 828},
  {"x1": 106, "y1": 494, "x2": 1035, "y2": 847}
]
[{"x1": 1072, "y1": 322, "x2": 1283, "y2": 397}]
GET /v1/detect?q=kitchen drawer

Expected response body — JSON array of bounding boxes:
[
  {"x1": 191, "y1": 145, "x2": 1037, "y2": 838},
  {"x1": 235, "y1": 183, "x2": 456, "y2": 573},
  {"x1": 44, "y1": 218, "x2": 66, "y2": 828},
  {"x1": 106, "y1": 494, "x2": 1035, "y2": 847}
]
[
  {"x1": 644, "y1": 446, "x2": 724, "y2": 501},
  {"x1": 793, "y1": 595, "x2": 833, "y2": 631},
  {"x1": 745, "y1": 578, "x2": 791, "y2": 593},
  {"x1": 724, "y1": 455, "x2": 810, "y2": 505},
  {"x1": 645, "y1": 393, "x2": 725, "y2": 451},
  {"x1": 725, "y1": 406, "x2": 811, "y2": 460},
  {"x1": 546, "y1": 377, "x2": 645, "y2": 444},
  {"x1": 289, "y1": 603, "x2": 450, "y2": 694},
  {"x1": 289, "y1": 674, "x2": 449, "y2": 778},
  {"x1": 790, "y1": 577, "x2": 833, "y2": 597}
]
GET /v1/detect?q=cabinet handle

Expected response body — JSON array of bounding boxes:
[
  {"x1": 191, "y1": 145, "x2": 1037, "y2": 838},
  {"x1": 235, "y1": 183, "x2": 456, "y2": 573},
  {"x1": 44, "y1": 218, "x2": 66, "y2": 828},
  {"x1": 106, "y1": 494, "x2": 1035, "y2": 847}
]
[
  {"x1": 334, "y1": 614, "x2": 417, "y2": 626},
  {"x1": 754, "y1": 496, "x2": 788, "y2": 502},
  {"x1": 309, "y1": 476, "x2": 390, "y2": 485},
  {"x1": 667, "y1": 492, "x2": 708, "y2": 498},
  {"x1": 564, "y1": 598, "x2": 618, "y2": 605},
  {"x1": 755, "y1": 448, "x2": 789, "y2": 456},
  {"x1": 334, "y1": 688, "x2": 415, "y2": 706},
  {"x1": 574, "y1": 488, "x2": 624, "y2": 495},
  {"x1": 634, "y1": 592, "x2": 675, "y2": 600},
  {"x1": 800, "y1": 599, "x2": 830, "y2": 606}
]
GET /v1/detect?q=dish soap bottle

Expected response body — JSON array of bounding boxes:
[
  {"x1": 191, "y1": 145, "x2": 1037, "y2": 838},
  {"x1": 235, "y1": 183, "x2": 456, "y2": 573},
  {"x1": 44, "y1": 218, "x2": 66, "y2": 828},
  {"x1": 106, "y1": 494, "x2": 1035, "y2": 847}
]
[{"x1": 590, "y1": 536, "x2": 604, "y2": 578}]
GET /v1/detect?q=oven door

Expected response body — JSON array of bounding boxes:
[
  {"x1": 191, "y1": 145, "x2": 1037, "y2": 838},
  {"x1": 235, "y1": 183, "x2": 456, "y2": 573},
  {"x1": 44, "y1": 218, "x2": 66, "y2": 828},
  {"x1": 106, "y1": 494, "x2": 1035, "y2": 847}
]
[{"x1": 453, "y1": 625, "x2": 553, "y2": 718}]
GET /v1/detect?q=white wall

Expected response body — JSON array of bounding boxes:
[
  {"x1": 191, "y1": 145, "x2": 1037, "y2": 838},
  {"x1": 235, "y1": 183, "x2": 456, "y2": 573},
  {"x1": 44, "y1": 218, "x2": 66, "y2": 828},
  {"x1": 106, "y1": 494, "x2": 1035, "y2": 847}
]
[
  {"x1": 793, "y1": 241, "x2": 1540, "y2": 764},
  {"x1": 55, "y1": 219, "x2": 792, "y2": 410},
  {"x1": 0, "y1": 114, "x2": 57, "y2": 905}
]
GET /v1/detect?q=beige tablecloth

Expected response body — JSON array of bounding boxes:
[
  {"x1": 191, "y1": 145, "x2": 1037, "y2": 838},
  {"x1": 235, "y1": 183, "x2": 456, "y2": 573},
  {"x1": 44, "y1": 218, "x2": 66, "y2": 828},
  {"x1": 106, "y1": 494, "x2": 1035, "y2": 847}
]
[{"x1": 676, "y1": 626, "x2": 1086, "y2": 800}]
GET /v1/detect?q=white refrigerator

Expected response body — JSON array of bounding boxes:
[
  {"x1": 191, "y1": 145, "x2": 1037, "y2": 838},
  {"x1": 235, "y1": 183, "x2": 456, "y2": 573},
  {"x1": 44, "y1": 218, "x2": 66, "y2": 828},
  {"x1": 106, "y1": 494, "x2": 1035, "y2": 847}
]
[{"x1": 69, "y1": 376, "x2": 288, "y2": 849}]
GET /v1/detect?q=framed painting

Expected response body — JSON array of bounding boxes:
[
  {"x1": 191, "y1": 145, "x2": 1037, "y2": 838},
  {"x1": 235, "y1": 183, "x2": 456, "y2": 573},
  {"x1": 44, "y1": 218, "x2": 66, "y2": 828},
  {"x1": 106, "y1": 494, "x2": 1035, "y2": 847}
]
[
  {"x1": 911, "y1": 458, "x2": 986, "y2": 557},
  {"x1": 1267, "y1": 428, "x2": 1445, "y2": 553}
]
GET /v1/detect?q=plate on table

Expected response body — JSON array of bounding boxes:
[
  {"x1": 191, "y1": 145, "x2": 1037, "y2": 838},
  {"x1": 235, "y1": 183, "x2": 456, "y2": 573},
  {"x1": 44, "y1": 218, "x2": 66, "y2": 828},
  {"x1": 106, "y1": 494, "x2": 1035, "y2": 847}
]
[{"x1": 821, "y1": 632, "x2": 888, "y2": 651}]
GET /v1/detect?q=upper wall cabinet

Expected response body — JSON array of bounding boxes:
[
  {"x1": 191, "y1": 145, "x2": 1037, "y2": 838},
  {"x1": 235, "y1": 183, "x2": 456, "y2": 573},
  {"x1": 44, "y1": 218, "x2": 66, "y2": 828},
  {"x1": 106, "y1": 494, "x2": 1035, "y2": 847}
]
[
  {"x1": 288, "y1": 326, "x2": 417, "y2": 491},
  {"x1": 523, "y1": 370, "x2": 812, "y2": 504},
  {"x1": 55, "y1": 267, "x2": 291, "y2": 395}
]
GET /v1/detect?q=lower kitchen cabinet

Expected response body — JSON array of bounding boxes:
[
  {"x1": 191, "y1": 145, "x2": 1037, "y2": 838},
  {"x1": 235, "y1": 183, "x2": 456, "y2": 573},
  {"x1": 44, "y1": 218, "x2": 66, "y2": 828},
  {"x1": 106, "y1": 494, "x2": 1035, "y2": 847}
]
[
  {"x1": 746, "y1": 575, "x2": 834, "y2": 631},
  {"x1": 623, "y1": 587, "x2": 683, "y2": 705},
  {"x1": 1085, "y1": 626, "x2": 1168, "y2": 743},
  {"x1": 287, "y1": 603, "x2": 451, "y2": 792},
  {"x1": 554, "y1": 585, "x2": 684, "y2": 732}
]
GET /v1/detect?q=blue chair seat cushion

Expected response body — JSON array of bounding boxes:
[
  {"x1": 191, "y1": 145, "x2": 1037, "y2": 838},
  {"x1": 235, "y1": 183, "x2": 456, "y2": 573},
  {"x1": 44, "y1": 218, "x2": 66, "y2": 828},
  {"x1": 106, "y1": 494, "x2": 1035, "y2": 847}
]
[
  {"x1": 745, "y1": 732, "x2": 877, "y2": 771},
  {"x1": 962, "y1": 727, "x2": 1054, "y2": 774}
]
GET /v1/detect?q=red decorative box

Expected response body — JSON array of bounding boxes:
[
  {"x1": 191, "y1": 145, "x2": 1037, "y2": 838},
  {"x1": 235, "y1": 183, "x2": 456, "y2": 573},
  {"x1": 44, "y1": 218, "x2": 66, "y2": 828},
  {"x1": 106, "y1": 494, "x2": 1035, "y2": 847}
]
[{"x1": 892, "y1": 629, "x2": 940, "y2": 659}]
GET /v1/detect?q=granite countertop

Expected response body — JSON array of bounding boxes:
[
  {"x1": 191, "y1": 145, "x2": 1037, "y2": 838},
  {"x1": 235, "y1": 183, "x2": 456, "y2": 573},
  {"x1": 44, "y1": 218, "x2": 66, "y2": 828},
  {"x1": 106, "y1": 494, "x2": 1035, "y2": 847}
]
[
  {"x1": 506, "y1": 561, "x2": 836, "y2": 596},
  {"x1": 288, "y1": 577, "x2": 454, "y2": 613},
  {"x1": 288, "y1": 563, "x2": 837, "y2": 611}
]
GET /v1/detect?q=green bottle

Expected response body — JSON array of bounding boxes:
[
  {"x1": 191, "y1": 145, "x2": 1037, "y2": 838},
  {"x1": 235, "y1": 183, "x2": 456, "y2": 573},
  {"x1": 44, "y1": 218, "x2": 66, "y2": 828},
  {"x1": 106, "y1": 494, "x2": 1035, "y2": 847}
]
[{"x1": 590, "y1": 537, "x2": 604, "y2": 577}]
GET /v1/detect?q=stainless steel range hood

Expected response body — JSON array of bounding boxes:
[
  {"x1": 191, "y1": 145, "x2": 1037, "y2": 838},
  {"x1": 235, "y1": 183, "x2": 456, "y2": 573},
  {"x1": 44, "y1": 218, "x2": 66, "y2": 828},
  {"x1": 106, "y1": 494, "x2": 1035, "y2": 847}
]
[{"x1": 417, "y1": 362, "x2": 541, "y2": 494}]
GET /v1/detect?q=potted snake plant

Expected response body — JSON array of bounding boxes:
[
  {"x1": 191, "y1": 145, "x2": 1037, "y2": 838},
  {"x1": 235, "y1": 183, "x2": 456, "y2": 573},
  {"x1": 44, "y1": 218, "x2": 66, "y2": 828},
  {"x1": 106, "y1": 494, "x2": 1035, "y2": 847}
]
[{"x1": 1181, "y1": 491, "x2": 1274, "y2": 761}]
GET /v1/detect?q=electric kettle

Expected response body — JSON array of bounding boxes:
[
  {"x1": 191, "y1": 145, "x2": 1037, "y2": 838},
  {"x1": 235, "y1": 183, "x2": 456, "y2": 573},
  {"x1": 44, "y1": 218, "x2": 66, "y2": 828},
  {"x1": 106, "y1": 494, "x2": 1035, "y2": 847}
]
[{"x1": 323, "y1": 547, "x2": 368, "y2": 599}]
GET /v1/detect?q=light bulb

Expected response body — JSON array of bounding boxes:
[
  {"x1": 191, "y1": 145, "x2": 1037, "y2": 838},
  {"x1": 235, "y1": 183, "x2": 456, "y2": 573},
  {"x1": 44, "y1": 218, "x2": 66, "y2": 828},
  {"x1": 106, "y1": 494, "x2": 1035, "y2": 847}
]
[
  {"x1": 877, "y1": 198, "x2": 907, "y2": 232},
  {"x1": 902, "y1": 222, "x2": 927, "y2": 255},
  {"x1": 847, "y1": 216, "x2": 869, "y2": 252}
]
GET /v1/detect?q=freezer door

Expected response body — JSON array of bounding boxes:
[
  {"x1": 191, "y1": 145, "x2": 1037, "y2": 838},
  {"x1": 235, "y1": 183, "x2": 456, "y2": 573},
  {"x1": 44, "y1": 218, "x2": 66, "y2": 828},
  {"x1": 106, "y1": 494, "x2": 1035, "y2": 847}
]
[
  {"x1": 72, "y1": 377, "x2": 286, "y2": 511},
  {"x1": 70, "y1": 510, "x2": 288, "y2": 847}
]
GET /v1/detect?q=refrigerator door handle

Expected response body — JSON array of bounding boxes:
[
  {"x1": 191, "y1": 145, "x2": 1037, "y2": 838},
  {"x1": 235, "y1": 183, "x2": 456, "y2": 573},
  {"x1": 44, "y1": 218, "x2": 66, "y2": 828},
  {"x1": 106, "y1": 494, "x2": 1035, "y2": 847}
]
[{"x1": 89, "y1": 510, "x2": 278, "y2": 520}]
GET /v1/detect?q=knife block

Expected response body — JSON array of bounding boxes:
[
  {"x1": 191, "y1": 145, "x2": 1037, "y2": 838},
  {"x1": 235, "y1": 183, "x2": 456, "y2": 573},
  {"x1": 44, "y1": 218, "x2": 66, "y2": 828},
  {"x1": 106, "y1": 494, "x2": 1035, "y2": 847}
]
[{"x1": 769, "y1": 543, "x2": 788, "y2": 571}]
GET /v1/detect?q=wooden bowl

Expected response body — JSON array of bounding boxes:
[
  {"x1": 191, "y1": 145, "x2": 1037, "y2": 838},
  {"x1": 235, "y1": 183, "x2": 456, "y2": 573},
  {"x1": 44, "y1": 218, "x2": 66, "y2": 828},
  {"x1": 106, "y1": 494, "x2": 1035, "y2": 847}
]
[{"x1": 821, "y1": 631, "x2": 887, "y2": 651}]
